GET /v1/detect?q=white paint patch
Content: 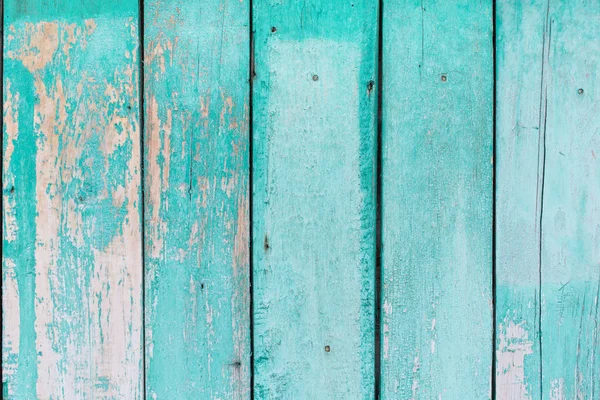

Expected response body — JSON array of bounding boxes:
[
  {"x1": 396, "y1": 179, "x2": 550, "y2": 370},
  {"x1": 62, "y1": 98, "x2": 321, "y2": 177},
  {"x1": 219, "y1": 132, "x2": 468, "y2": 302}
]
[
  {"x1": 3, "y1": 81, "x2": 20, "y2": 243},
  {"x1": 412, "y1": 354, "x2": 421, "y2": 399},
  {"x1": 2, "y1": 258, "x2": 20, "y2": 396},
  {"x1": 383, "y1": 301, "x2": 392, "y2": 360},
  {"x1": 496, "y1": 319, "x2": 534, "y2": 400},
  {"x1": 550, "y1": 378, "x2": 565, "y2": 400}
]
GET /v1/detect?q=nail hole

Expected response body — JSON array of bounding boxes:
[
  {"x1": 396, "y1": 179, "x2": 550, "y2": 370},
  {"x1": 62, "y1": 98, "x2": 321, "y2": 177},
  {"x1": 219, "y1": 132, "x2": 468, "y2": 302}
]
[
  {"x1": 10, "y1": 186, "x2": 15, "y2": 193},
  {"x1": 578, "y1": 88, "x2": 584, "y2": 94},
  {"x1": 264, "y1": 235, "x2": 270, "y2": 250},
  {"x1": 441, "y1": 75, "x2": 447, "y2": 82},
  {"x1": 324, "y1": 345, "x2": 331, "y2": 352},
  {"x1": 201, "y1": 283, "x2": 205, "y2": 289},
  {"x1": 312, "y1": 74, "x2": 319, "y2": 81},
  {"x1": 271, "y1": 27, "x2": 276, "y2": 33}
]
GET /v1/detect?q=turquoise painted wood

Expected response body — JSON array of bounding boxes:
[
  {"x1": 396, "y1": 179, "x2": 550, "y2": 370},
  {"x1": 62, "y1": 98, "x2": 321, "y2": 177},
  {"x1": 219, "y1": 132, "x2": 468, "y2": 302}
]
[
  {"x1": 496, "y1": 0, "x2": 600, "y2": 398},
  {"x1": 2, "y1": 0, "x2": 143, "y2": 398},
  {"x1": 3, "y1": 1, "x2": 599, "y2": 398},
  {"x1": 380, "y1": 1, "x2": 493, "y2": 398},
  {"x1": 143, "y1": 0, "x2": 250, "y2": 398},
  {"x1": 495, "y1": 1, "x2": 546, "y2": 397},
  {"x1": 252, "y1": 0, "x2": 378, "y2": 398}
]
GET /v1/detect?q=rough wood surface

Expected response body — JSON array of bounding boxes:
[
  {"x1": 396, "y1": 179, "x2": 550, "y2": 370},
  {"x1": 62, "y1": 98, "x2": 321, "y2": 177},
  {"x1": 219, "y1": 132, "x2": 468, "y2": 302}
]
[
  {"x1": 2, "y1": 0, "x2": 143, "y2": 398},
  {"x1": 252, "y1": 0, "x2": 378, "y2": 398},
  {"x1": 143, "y1": 0, "x2": 250, "y2": 398},
  {"x1": 495, "y1": 1, "x2": 546, "y2": 398},
  {"x1": 380, "y1": 1, "x2": 494, "y2": 398},
  {"x1": 497, "y1": 0, "x2": 600, "y2": 398}
]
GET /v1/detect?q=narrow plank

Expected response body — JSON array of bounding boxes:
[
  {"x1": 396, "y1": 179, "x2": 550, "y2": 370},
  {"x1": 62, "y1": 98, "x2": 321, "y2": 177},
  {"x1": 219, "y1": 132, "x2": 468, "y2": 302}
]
[
  {"x1": 143, "y1": 1, "x2": 250, "y2": 398},
  {"x1": 380, "y1": 1, "x2": 493, "y2": 398},
  {"x1": 252, "y1": 1, "x2": 378, "y2": 398},
  {"x1": 537, "y1": 1, "x2": 599, "y2": 398},
  {"x1": 495, "y1": 1, "x2": 546, "y2": 398},
  {"x1": 496, "y1": 1, "x2": 600, "y2": 398},
  {"x1": 2, "y1": 0, "x2": 142, "y2": 398}
]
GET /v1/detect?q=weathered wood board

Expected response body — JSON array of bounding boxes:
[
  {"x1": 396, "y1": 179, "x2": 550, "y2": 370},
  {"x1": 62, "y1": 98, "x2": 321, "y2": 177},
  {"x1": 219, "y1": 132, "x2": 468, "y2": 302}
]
[
  {"x1": 2, "y1": 1, "x2": 599, "y2": 398},
  {"x1": 380, "y1": 1, "x2": 494, "y2": 398},
  {"x1": 495, "y1": 1, "x2": 546, "y2": 397},
  {"x1": 143, "y1": 0, "x2": 250, "y2": 398},
  {"x1": 2, "y1": 0, "x2": 143, "y2": 398},
  {"x1": 251, "y1": 0, "x2": 379, "y2": 398},
  {"x1": 496, "y1": 0, "x2": 600, "y2": 398}
]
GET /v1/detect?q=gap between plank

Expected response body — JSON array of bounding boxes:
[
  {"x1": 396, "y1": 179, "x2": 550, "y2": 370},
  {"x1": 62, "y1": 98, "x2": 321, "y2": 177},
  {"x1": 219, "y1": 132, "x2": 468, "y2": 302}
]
[{"x1": 374, "y1": 0, "x2": 384, "y2": 397}]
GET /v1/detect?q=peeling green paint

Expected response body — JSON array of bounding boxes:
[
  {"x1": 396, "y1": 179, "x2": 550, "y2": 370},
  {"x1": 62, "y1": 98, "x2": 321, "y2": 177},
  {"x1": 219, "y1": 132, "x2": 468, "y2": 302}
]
[
  {"x1": 2, "y1": 2, "x2": 142, "y2": 398},
  {"x1": 143, "y1": 0, "x2": 251, "y2": 399}
]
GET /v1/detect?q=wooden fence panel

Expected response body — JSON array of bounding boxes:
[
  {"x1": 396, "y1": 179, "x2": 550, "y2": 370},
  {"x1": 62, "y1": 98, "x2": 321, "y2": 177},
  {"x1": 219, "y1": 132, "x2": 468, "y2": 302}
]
[
  {"x1": 2, "y1": 0, "x2": 143, "y2": 398},
  {"x1": 251, "y1": 0, "x2": 379, "y2": 398},
  {"x1": 496, "y1": 1, "x2": 600, "y2": 398},
  {"x1": 143, "y1": 0, "x2": 250, "y2": 398},
  {"x1": 2, "y1": 1, "x2": 599, "y2": 398},
  {"x1": 380, "y1": 1, "x2": 493, "y2": 398}
]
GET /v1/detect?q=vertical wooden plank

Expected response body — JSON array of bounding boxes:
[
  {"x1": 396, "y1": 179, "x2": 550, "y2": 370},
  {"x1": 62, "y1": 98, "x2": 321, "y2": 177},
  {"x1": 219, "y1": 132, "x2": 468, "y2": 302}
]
[
  {"x1": 2, "y1": 0, "x2": 142, "y2": 398},
  {"x1": 252, "y1": 1, "x2": 378, "y2": 398},
  {"x1": 143, "y1": 1, "x2": 250, "y2": 398},
  {"x1": 497, "y1": 1, "x2": 600, "y2": 398},
  {"x1": 495, "y1": 1, "x2": 545, "y2": 398},
  {"x1": 380, "y1": 1, "x2": 493, "y2": 398},
  {"x1": 540, "y1": 1, "x2": 600, "y2": 395}
]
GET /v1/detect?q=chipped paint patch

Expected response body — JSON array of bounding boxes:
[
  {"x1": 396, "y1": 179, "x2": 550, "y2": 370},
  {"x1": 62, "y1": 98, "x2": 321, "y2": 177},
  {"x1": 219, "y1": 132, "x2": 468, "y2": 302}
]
[
  {"x1": 3, "y1": 14, "x2": 142, "y2": 398},
  {"x1": 1, "y1": 258, "x2": 20, "y2": 397},
  {"x1": 496, "y1": 319, "x2": 534, "y2": 399}
]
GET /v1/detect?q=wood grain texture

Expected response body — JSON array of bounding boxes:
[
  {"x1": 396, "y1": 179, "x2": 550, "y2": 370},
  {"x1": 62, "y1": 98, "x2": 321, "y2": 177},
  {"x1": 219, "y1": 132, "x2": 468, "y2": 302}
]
[
  {"x1": 2, "y1": 0, "x2": 142, "y2": 398},
  {"x1": 495, "y1": 1, "x2": 546, "y2": 398},
  {"x1": 497, "y1": 1, "x2": 600, "y2": 398},
  {"x1": 252, "y1": 0, "x2": 378, "y2": 398},
  {"x1": 380, "y1": 1, "x2": 493, "y2": 398},
  {"x1": 143, "y1": 0, "x2": 250, "y2": 399}
]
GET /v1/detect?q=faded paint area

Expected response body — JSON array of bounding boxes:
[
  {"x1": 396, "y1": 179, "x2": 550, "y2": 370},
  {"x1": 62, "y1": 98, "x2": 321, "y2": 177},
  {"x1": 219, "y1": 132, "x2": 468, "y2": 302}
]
[
  {"x1": 495, "y1": 0, "x2": 548, "y2": 397},
  {"x1": 2, "y1": 259, "x2": 20, "y2": 398},
  {"x1": 496, "y1": 320, "x2": 534, "y2": 399},
  {"x1": 3, "y1": 10, "x2": 142, "y2": 398},
  {"x1": 252, "y1": 35, "x2": 376, "y2": 399},
  {"x1": 3, "y1": 81, "x2": 20, "y2": 243},
  {"x1": 496, "y1": 0, "x2": 600, "y2": 398},
  {"x1": 538, "y1": 0, "x2": 600, "y2": 396},
  {"x1": 144, "y1": 0, "x2": 250, "y2": 398}
]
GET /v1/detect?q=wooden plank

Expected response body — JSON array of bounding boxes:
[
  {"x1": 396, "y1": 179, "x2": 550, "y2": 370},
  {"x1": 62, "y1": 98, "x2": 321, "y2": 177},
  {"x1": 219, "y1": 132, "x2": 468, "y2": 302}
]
[
  {"x1": 2, "y1": 0, "x2": 142, "y2": 398},
  {"x1": 380, "y1": 1, "x2": 493, "y2": 398},
  {"x1": 497, "y1": 1, "x2": 600, "y2": 398},
  {"x1": 495, "y1": 1, "x2": 545, "y2": 398},
  {"x1": 252, "y1": 1, "x2": 378, "y2": 398},
  {"x1": 537, "y1": 2, "x2": 600, "y2": 396},
  {"x1": 143, "y1": 1, "x2": 250, "y2": 398}
]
